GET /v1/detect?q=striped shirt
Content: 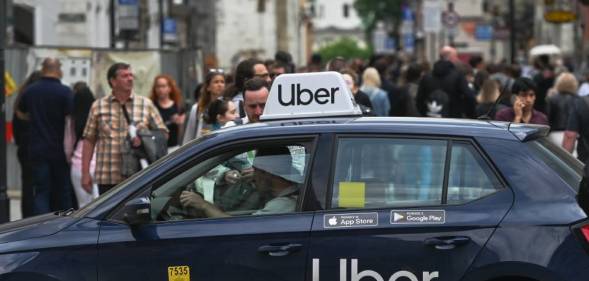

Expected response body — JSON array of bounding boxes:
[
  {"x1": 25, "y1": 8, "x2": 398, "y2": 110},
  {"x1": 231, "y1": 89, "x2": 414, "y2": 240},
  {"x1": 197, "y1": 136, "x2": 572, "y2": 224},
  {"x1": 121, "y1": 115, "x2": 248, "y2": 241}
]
[{"x1": 83, "y1": 94, "x2": 168, "y2": 185}]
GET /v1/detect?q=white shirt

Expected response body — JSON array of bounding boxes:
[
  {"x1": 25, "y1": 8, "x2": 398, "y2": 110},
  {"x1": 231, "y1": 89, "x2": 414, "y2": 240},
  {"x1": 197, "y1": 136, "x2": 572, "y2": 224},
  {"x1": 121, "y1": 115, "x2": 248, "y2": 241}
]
[{"x1": 579, "y1": 83, "x2": 589, "y2": 97}]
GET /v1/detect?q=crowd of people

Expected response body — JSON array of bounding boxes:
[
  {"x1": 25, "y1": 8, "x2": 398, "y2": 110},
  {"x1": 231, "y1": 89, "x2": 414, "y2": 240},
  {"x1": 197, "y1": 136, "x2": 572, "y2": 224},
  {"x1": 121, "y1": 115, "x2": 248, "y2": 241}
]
[{"x1": 11, "y1": 45, "x2": 589, "y2": 217}]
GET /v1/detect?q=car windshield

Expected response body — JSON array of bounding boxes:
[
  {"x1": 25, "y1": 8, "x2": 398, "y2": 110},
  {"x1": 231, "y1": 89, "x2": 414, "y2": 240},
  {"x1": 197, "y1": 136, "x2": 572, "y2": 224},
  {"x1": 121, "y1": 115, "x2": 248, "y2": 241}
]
[
  {"x1": 526, "y1": 137, "x2": 584, "y2": 192},
  {"x1": 72, "y1": 135, "x2": 214, "y2": 218}
]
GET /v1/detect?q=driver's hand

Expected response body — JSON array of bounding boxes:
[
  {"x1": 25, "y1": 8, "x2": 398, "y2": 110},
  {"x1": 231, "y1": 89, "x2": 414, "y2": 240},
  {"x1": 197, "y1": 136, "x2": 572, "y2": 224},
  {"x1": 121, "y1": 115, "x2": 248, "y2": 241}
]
[
  {"x1": 224, "y1": 170, "x2": 241, "y2": 184},
  {"x1": 180, "y1": 191, "x2": 207, "y2": 210},
  {"x1": 239, "y1": 168, "x2": 254, "y2": 182}
]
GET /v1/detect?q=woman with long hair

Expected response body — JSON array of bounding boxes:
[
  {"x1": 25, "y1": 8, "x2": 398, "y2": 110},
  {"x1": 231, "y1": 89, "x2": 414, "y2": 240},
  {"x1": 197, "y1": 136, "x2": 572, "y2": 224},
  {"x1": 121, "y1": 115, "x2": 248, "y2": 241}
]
[
  {"x1": 67, "y1": 83, "x2": 98, "y2": 208},
  {"x1": 13, "y1": 70, "x2": 42, "y2": 218},
  {"x1": 149, "y1": 74, "x2": 185, "y2": 147},
  {"x1": 475, "y1": 79, "x2": 506, "y2": 119},
  {"x1": 360, "y1": 67, "x2": 390, "y2": 116},
  {"x1": 182, "y1": 70, "x2": 226, "y2": 144}
]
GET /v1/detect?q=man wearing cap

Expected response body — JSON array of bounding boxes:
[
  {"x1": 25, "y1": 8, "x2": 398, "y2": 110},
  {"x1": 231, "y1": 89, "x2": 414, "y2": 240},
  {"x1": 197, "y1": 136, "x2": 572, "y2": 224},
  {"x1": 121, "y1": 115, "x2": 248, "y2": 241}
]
[{"x1": 179, "y1": 146, "x2": 299, "y2": 218}]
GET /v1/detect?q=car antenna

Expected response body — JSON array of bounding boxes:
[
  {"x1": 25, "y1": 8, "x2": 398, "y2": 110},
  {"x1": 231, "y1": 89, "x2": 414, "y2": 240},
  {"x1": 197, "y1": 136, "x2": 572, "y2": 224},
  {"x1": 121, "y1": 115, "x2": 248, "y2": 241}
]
[{"x1": 477, "y1": 82, "x2": 510, "y2": 120}]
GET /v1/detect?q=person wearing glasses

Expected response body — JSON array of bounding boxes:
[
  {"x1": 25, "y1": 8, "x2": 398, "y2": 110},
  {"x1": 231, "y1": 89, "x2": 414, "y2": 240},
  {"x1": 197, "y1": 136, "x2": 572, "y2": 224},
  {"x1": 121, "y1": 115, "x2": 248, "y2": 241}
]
[
  {"x1": 269, "y1": 62, "x2": 288, "y2": 86},
  {"x1": 182, "y1": 69, "x2": 226, "y2": 144},
  {"x1": 224, "y1": 58, "x2": 271, "y2": 119}
]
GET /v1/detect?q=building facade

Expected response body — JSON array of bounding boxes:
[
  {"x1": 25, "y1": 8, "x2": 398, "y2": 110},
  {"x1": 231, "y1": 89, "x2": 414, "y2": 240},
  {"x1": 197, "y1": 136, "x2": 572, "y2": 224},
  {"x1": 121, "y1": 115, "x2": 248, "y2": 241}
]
[
  {"x1": 310, "y1": 0, "x2": 365, "y2": 51},
  {"x1": 11, "y1": 0, "x2": 112, "y2": 47},
  {"x1": 214, "y1": 0, "x2": 308, "y2": 69}
]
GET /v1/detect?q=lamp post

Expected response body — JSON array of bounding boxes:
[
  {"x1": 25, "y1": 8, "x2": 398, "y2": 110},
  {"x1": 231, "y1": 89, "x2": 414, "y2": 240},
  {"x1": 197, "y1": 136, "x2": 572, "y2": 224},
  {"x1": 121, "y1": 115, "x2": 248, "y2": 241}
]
[
  {"x1": 110, "y1": 0, "x2": 116, "y2": 48},
  {"x1": 159, "y1": 0, "x2": 164, "y2": 49},
  {"x1": 0, "y1": 0, "x2": 10, "y2": 223},
  {"x1": 509, "y1": 0, "x2": 516, "y2": 64}
]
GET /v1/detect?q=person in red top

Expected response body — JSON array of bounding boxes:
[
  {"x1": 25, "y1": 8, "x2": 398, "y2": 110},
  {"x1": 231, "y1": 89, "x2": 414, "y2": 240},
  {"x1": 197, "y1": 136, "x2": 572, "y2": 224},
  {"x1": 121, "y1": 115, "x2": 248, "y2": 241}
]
[{"x1": 495, "y1": 77, "x2": 548, "y2": 125}]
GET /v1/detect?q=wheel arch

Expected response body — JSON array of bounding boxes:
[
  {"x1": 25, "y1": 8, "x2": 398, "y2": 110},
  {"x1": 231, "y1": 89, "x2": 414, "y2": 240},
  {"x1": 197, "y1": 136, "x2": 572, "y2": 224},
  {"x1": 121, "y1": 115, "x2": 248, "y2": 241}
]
[{"x1": 461, "y1": 261, "x2": 560, "y2": 281}]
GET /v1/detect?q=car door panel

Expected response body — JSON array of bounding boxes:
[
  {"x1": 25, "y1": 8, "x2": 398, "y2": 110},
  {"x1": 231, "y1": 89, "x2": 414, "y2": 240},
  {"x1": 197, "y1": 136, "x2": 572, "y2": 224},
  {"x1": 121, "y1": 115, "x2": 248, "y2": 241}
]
[
  {"x1": 98, "y1": 213, "x2": 313, "y2": 281},
  {"x1": 309, "y1": 190, "x2": 512, "y2": 281},
  {"x1": 307, "y1": 136, "x2": 514, "y2": 281},
  {"x1": 97, "y1": 137, "x2": 319, "y2": 281}
]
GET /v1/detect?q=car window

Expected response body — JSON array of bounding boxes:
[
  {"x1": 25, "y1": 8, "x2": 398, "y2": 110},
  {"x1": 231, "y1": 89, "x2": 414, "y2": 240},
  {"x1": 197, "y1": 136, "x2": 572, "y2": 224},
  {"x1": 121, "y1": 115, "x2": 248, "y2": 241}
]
[
  {"x1": 331, "y1": 138, "x2": 447, "y2": 208},
  {"x1": 447, "y1": 141, "x2": 502, "y2": 204},
  {"x1": 150, "y1": 141, "x2": 313, "y2": 221},
  {"x1": 330, "y1": 138, "x2": 503, "y2": 209},
  {"x1": 526, "y1": 137, "x2": 583, "y2": 192}
]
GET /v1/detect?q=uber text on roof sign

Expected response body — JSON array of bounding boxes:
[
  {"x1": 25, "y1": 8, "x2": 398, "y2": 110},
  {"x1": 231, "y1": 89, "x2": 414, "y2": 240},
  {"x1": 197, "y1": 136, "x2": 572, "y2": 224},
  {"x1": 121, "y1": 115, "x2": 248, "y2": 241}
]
[{"x1": 277, "y1": 84, "x2": 338, "y2": 106}]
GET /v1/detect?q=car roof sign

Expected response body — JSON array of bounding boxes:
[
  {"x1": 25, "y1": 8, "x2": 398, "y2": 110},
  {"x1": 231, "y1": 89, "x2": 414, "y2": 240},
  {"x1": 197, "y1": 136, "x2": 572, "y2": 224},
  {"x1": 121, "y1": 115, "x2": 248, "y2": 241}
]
[{"x1": 260, "y1": 72, "x2": 363, "y2": 121}]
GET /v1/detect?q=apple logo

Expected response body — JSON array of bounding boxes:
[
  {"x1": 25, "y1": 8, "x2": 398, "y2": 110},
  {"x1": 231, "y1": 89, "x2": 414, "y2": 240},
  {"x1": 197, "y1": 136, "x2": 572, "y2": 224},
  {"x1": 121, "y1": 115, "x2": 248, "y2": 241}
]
[{"x1": 328, "y1": 216, "x2": 338, "y2": 226}]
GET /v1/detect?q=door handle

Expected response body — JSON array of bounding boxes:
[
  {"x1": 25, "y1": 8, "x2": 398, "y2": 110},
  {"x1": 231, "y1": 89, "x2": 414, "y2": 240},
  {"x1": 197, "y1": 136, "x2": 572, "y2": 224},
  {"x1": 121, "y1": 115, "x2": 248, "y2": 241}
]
[
  {"x1": 424, "y1": 236, "x2": 470, "y2": 250},
  {"x1": 257, "y1": 243, "x2": 303, "y2": 257}
]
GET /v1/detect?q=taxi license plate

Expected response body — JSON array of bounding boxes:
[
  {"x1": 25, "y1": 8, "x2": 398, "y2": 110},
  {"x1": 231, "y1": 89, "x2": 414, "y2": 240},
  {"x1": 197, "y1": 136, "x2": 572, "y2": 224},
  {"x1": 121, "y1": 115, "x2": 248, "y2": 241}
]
[{"x1": 168, "y1": 266, "x2": 190, "y2": 281}]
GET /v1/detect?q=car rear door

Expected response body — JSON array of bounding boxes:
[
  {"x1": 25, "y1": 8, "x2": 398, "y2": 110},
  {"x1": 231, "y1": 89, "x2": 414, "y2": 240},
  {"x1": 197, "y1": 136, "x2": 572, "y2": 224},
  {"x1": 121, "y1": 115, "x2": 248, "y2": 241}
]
[
  {"x1": 96, "y1": 137, "x2": 318, "y2": 281},
  {"x1": 308, "y1": 136, "x2": 513, "y2": 281}
]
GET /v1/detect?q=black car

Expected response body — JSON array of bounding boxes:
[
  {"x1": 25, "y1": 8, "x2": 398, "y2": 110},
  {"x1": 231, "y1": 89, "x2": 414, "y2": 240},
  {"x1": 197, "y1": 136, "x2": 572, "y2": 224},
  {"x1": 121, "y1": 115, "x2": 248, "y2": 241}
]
[{"x1": 0, "y1": 72, "x2": 588, "y2": 281}]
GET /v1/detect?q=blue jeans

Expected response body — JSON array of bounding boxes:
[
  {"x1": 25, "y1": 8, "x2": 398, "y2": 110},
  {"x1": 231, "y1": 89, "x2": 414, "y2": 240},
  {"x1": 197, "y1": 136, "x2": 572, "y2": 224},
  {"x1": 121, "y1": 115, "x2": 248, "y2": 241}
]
[{"x1": 31, "y1": 158, "x2": 73, "y2": 215}]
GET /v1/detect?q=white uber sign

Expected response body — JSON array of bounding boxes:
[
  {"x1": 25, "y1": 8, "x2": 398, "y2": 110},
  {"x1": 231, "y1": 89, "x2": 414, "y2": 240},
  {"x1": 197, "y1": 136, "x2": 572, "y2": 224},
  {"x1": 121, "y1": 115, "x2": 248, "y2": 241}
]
[{"x1": 261, "y1": 72, "x2": 362, "y2": 120}]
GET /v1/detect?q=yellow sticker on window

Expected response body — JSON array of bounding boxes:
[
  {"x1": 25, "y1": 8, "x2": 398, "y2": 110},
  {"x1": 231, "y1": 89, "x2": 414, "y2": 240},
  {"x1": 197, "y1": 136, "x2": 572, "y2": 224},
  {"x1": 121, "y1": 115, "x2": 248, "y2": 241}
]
[
  {"x1": 339, "y1": 182, "x2": 366, "y2": 208},
  {"x1": 168, "y1": 265, "x2": 190, "y2": 281}
]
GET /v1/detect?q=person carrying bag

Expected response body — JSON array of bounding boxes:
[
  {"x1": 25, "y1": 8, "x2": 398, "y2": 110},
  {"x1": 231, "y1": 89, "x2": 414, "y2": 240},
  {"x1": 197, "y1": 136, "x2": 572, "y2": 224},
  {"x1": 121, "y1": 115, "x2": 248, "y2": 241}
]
[{"x1": 121, "y1": 104, "x2": 168, "y2": 178}]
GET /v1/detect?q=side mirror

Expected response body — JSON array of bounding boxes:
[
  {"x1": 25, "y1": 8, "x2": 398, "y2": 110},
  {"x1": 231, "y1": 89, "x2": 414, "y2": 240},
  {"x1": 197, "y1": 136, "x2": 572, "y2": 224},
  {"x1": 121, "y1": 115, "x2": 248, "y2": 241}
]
[{"x1": 123, "y1": 197, "x2": 151, "y2": 226}]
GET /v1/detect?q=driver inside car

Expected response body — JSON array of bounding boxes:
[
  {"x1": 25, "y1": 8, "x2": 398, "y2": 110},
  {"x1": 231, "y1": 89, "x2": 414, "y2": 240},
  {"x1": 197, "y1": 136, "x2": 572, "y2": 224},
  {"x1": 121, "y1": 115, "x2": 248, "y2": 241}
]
[{"x1": 180, "y1": 146, "x2": 301, "y2": 218}]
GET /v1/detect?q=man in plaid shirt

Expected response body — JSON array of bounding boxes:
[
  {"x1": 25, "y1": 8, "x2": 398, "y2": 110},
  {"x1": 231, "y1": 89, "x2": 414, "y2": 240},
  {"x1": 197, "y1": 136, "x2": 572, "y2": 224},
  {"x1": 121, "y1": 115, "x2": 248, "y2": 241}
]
[{"x1": 81, "y1": 63, "x2": 168, "y2": 194}]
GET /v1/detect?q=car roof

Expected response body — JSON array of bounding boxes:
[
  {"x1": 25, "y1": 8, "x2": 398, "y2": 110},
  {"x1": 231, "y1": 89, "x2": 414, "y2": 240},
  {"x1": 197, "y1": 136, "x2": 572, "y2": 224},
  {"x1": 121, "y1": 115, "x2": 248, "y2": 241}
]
[
  {"x1": 213, "y1": 116, "x2": 546, "y2": 141},
  {"x1": 225, "y1": 72, "x2": 547, "y2": 142}
]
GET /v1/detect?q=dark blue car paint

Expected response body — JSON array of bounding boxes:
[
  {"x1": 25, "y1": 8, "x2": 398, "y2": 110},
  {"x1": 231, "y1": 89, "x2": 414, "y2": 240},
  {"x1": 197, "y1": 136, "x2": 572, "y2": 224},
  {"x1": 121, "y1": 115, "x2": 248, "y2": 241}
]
[
  {"x1": 459, "y1": 137, "x2": 589, "y2": 279},
  {"x1": 97, "y1": 214, "x2": 313, "y2": 281},
  {"x1": 0, "y1": 213, "x2": 75, "y2": 244},
  {"x1": 0, "y1": 117, "x2": 587, "y2": 281},
  {"x1": 477, "y1": 137, "x2": 584, "y2": 225},
  {"x1": 0, "y1": 217, "x2": 99, "y2": 281},
  {"x1": 308, "y1": 190, "x2": 514, "y2": 281}
]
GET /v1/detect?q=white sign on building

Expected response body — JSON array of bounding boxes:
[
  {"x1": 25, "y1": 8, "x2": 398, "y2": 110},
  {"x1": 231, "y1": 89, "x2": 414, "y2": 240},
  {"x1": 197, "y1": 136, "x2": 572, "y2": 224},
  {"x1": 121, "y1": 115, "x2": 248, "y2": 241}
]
[{"x1": 423, "y1": 0, "x2": 442, "y2": 33}]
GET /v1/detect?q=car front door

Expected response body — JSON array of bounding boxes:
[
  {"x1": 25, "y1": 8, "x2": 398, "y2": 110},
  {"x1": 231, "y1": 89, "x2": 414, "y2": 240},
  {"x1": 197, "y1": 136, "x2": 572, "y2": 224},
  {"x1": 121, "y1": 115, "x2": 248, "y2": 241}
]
[
  {"x1": 308, "y1": 136, "x2": 513, "y2": 281},
  {"x1": 96, "y1": 137, "x2": 317, "y2": 281}
]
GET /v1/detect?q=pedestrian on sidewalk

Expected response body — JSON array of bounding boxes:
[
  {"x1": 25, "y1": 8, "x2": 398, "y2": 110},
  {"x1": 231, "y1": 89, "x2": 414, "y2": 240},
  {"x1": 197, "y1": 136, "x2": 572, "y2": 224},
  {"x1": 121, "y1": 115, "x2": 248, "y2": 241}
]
[
  {"x1": 18, "y1": 58, "x2": 74, "y2": 214},
  {"x1": 150, "y1": 74, "x2": 185, "y2": 148},
  {"x1": 183, "y1": 70, "x2": 225, "y2": 144},
  {"x1": 12, "y1": 70, "x2": 42, "y2": 217},
  {"x1": 66, "y1": 83, "x2": 98, "y2": 208},
  {"x1": 81, "y1": 63, "x2": 168, "y2": 194}
]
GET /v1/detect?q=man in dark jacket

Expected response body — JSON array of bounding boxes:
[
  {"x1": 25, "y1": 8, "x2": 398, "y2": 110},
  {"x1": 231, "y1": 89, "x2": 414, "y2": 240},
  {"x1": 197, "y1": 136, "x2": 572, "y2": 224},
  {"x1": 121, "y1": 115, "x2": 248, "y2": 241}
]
[
  {"x1": 532, "y1": 55, "x2": 555, "y2": 114},
  {"x1": 19, "y1": 58, "x2": 74, "y2": 214},
  {"x1": 416, "y1": 46, "x2": 476, "y2": 118}
]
